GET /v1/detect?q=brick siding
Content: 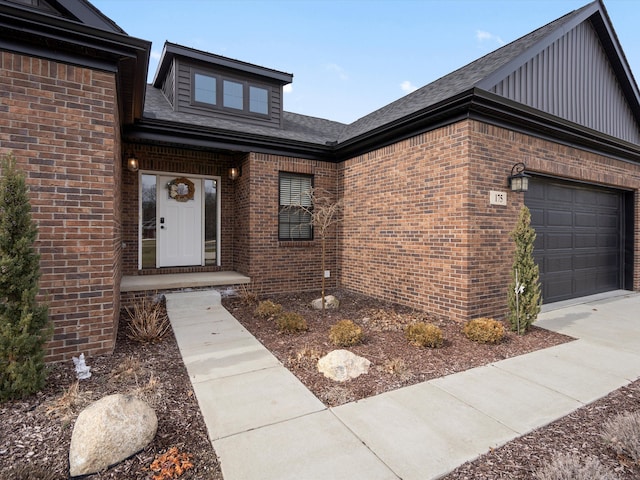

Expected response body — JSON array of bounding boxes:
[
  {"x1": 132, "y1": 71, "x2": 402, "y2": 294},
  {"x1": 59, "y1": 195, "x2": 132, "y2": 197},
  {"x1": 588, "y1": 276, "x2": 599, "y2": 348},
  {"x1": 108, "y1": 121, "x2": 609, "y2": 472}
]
[
  {"x1": 238, "y1": 153, "x2": 339, "y2": 294},
  {"x1": 0, "y1": 52, "x2": 121, "y2": 362},
  {"x1": 339, "y1": 119, "x2": 640, "y2": 322}
]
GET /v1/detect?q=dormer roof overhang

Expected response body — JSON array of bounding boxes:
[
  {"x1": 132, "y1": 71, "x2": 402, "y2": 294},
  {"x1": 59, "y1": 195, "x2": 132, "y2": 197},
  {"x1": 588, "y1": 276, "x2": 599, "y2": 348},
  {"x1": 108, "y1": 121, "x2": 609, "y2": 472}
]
[{"x1": 152, "y1": 41, "x2": 293, "y2": 88}]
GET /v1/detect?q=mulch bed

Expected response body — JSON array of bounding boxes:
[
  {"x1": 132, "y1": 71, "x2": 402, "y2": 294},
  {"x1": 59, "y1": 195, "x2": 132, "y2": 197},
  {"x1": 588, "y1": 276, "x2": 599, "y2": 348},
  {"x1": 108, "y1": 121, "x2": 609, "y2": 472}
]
[
  {"x1": 222, "y1": 289, "x2": 573, "y2": 407},
  {"x1": 1, "y1": 289, "x2": 638, "y2": 479},
  {"x1": 0, "y1": 311, "x2": 223, "y2": 480}
]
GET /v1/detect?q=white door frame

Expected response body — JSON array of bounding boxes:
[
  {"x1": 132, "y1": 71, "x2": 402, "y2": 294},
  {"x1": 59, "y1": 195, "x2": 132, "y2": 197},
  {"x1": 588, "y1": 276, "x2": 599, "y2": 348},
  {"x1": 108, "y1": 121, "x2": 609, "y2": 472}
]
[{"x1": 137, "y1": 170, "x2": 221, "y2": 269}]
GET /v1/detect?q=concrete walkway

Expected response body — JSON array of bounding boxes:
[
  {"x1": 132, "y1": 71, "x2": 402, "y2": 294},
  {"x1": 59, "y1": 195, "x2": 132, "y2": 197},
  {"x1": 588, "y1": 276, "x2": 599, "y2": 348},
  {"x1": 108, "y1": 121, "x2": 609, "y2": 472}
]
[{"x1": 165, "y1": 290, "x2": 640, "y2": 480}]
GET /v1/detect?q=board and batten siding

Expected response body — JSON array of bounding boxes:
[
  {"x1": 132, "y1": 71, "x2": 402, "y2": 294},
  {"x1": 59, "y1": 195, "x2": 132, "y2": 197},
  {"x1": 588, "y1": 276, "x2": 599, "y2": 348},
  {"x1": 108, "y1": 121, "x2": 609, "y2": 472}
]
[
  {"x1": 491, "y1": 21, "x2": 640, "y2": 144},
  {"x1": 172, "y1": 59, "x2": 283, "y2": 128},
  {"x1": 161, "y1": 57, "x2": 175, "y2": 107}
]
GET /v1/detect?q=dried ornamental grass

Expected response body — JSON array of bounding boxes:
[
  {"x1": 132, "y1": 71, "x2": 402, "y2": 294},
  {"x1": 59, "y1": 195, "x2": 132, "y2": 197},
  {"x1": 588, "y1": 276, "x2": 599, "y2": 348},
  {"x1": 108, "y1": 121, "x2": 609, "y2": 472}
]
[
  {"x1": 329, "y1": 319, "x2": 363, "y2": 347},
  {"x1": 405, "y1": 322, "x2": 443, "y2": 348},
  {"x1": 463, "y1": 317, "x2": 506, "y2": 344},
  {"x1": 126, "y1": 296, "x2": 170, "y2": 343},
  {"x1": 275, "y1": 311, "x2": 308, "y2": 334},
  {"x1": 534, "y1": 453, "x2": 619, "y2": 480},
  {"x1": 602, "y1": 411, "x2": 640, "y2": 463},
  {"x1": 254, "y1": 300, "x2": 283, "y2": 318}
]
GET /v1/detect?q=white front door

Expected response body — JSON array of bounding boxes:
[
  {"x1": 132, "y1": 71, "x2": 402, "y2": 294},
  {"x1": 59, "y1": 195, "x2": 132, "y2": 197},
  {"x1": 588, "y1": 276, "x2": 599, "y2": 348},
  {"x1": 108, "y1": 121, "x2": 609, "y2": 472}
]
[{"x1": 157, "y1": 176, "x2": 203, "y2": 267}]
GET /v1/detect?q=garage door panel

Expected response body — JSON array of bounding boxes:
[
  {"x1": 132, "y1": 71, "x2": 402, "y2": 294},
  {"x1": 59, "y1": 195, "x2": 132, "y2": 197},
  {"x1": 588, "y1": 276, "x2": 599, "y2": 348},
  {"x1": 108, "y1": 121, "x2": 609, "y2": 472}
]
[
  {"x1": 546, "y1": 232, "x2": 572, "y2": 249},
  {"x1": 575, "y1": 212, "x2": 598, "y2": 227},
  {"x1": 547, "y1": 210, "x2": 573, "y2": 226},
  {"x1": 547, "y1": 184, "x2": 573, "y2": 202},
  {"x1": 575, "y1": 233, "x2": 597, "y2": 248},
  {"x1": 598, "y1": 234, "x2": 619, "y2": 248},
  {"x1": 545, "y1": 255, "x2": 572, "y2": 273},
  {"x1": 525, "y1": 178, "x2": 622, "y2": 304},
  {"x1": 598, "y1": 213, "x2": 618, "y2": 228}
]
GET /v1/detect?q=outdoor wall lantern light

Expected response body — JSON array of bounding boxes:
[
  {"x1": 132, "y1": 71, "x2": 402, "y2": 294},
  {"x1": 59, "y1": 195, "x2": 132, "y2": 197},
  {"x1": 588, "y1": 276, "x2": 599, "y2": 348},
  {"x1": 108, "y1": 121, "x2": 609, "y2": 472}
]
[
  {"x1": 508, "y1": 162, "x2": 530, "y2": 193},
  {"x1": 228, "y1": 166, "x2": 241, "y2": 180},
  {"x1": 127, "y1": 154, "x2": 139, "y2": 172}
]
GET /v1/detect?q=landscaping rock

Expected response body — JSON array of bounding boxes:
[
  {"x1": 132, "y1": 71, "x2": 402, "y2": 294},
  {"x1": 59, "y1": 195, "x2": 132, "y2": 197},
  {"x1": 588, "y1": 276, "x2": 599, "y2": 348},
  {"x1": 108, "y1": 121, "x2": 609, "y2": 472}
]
[
  {"x1": 311, "y1": 295, "x2": 340, "y2": 310},
  {"x1": 317, "y1": 349, "x2": 371, "y2": 382},
  {"x1": 69, "y1": 394, "x2": 157, "y2": 477}
]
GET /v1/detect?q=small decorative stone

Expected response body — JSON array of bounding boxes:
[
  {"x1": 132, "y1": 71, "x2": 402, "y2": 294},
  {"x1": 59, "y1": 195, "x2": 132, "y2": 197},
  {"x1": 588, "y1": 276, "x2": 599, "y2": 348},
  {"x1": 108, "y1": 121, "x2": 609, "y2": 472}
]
[
  {"x1": 69, "y1": 394, "x2": 157, "y2": 477},
  {"x1": 317, "y1": 349, "x2": 371, "y2": 382},
  {"x1": 311, "y1": 295, "x2": 340, "y2": 310}
]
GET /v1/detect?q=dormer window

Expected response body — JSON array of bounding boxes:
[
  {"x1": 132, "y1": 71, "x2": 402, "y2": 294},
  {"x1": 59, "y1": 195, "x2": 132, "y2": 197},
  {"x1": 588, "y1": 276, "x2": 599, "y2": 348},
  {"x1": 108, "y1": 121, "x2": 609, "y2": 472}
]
[
  {"x1": 249, "y1": 86, "x2": 269, "y2": 115},
  {"x1": 191, "y1": 70, "x2": 271, "y2": 118},
  {"x1": 194, "y1": 73, "x2": 217, "y2": 106},
  {"x1": 223, "y1": 80, "x2": 243, "y2": 110}
]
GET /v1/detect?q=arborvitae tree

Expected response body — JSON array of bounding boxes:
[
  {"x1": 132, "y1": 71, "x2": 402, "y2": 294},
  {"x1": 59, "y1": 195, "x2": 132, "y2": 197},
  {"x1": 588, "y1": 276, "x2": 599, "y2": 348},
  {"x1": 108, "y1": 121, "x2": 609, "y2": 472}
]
[
  {"x1": 0, "y1": 153, "x2": 50, "y2": 401},
  {"x1": 507, "y1": 205, "x2": 542, "y2": 334}
]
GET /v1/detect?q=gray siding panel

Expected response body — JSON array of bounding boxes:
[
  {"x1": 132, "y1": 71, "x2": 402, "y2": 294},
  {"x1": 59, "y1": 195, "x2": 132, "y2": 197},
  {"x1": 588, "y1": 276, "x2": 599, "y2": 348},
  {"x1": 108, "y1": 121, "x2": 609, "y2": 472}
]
[
  {"x1": 491, "y1": 21, "x2": 640, "y2": 144},
  {"x1": 173, "y1": 61, "x2": 282, "y2": 128},
  {"x1": 161, "y1": 58, "x2": 175, "y2": 108}
]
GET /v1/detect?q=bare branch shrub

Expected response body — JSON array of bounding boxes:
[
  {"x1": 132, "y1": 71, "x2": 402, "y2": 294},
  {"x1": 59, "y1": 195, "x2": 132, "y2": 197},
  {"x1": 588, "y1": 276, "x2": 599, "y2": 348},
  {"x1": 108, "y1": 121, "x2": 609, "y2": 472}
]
[
  {"x1": 285, "y1": 187, "x2": 345, "y2": 311},
  {"x1": 602, "y1": 411, "x2": 640, "y2": 463}
]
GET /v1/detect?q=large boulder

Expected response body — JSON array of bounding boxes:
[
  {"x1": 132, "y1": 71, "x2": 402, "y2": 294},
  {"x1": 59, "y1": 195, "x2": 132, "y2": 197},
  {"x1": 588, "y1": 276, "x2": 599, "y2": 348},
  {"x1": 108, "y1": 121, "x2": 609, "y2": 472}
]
[
  {"x1": 317, "y1": 349, "x2": 371, "y2": 382},
  {"x1": 311, "y1": 295, "x2": 340, "y2": 310},
  {"x1": 69, "y1": 394, "x2": 157, "y2": 477}
]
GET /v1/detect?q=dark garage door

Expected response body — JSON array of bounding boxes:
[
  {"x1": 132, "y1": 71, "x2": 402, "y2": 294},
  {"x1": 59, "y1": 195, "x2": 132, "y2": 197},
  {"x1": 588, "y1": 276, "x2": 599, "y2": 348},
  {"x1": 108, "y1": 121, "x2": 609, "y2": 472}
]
[{"x1": 525, "y1": 178, "x2": 623, "y2": 304}]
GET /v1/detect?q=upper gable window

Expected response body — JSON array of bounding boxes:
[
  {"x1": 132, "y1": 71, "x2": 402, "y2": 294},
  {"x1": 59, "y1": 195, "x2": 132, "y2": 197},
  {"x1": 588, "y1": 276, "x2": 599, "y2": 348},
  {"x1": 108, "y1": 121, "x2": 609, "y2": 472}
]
[
  {"x1": 249, "y1": 86, "x2": 269, "y2": 115},
  {"x1": 194, "y1": 73, "x2": 217, "y2": 106},
  {"x1": 223, "y1": 80, "x2": 243, "y2": 110},
  {"x1": 191, "y1": 69, "x2": 270, "y2": 118}
]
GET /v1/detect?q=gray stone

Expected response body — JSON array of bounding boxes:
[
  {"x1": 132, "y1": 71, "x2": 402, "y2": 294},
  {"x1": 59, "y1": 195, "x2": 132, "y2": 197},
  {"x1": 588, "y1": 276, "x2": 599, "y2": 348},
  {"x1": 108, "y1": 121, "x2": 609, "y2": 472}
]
[
  {"x1": 311, "y1": 295, "x2": 340, "y2": 310},
  {"x1": 317, "y1": 349, "x2": 371, "y2": 382},
  {"x1": 69, "y1": 394, "x2": 157, "y2": 477}
]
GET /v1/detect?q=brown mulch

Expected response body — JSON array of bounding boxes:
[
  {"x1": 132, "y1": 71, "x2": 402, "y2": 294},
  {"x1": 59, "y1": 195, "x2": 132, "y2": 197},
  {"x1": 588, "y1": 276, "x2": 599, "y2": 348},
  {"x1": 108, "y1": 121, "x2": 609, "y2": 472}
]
[
  {"x1": 222, "y1": 290, "x2": 573, "y2": 407},
  {"x1": 1, "y1": 288, "x2": 638, "y2": 479},
  {"x1": 0, "y1": 309, "x2": 223, "y2": 480}
]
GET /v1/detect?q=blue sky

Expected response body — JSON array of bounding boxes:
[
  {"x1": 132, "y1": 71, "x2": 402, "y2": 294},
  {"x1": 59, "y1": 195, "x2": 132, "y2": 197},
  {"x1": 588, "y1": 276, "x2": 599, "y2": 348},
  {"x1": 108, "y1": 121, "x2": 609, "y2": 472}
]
[{"x1": 91, "y1": 0, "x2": 639, "y2": 124}]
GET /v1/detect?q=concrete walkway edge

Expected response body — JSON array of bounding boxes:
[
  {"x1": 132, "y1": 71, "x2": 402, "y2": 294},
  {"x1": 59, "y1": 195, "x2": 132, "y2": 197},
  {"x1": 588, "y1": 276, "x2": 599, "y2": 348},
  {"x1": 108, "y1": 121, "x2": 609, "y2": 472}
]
[{"x1": 165, "y1": 290, "x2": 640, "y2": 480}]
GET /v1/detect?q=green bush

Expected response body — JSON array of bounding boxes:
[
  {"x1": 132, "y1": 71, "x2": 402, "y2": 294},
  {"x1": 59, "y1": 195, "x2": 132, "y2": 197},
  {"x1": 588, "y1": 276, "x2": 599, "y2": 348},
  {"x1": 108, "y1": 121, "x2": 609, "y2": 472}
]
[
  {"x1": 254, "y1": 300, "x2": 283, "y2": 318},
  {"x1": 405, "y1": 322, "x2": 443, "y2": 348},
  {"x1": 329, "y1": 320, "x2": 363, "y2": 347},
  {"x1": 463, "y1": 317, "x2": 505, "y2": 344},
  {"x1": 533, "y1": 453, "x2": 618, "y2": 480},
  {"x1": 276, "y1": 311, "x2": 308, "y2": 334},
  {"x1": 602, "y1": 411, "x2": 640, "y2": 463},
  {"x1": 0, "y1": 154, "x2": 51, "y2": 401}
]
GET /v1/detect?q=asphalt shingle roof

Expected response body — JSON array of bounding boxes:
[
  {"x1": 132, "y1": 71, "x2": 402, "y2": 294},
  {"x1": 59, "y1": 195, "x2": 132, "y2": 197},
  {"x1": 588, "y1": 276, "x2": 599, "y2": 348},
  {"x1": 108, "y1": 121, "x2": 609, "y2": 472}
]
[{"x1": 143, "y1": 2, "x2": 596, "y2": 148}]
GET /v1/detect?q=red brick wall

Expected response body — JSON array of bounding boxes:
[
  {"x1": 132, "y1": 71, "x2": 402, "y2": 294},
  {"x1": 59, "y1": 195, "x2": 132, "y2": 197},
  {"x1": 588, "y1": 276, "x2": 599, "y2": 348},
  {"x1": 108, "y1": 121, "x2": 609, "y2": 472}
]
[
  {"x1": 120, "y1": 144, "x2": 235, "y2": 275},
  {"x1": 339, "y1": 119, "x2": 640, "y2": 322},
  {"x1": 0, "y1": 52, "x2": 121, "y2": 362},
  {"x1": 238, "y1": 153, "x2": 339, "y2": 294}
]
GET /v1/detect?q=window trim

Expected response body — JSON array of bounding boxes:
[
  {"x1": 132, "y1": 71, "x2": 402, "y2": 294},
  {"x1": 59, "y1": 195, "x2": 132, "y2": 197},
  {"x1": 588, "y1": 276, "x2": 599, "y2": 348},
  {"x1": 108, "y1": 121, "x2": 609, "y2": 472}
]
[
  {"x1": 190, "y1": 68, "x2": 271, "y2": 118},
  {"x1": 191, "y1": 70, "x2": 219, "y2": 108},
  {"x1": 278, "y1": 172, "x2": 314, "y2": 241}
]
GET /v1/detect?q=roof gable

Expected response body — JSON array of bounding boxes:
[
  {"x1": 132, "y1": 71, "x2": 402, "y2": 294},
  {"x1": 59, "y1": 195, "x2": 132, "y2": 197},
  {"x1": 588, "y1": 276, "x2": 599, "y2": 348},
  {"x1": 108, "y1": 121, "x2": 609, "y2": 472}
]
[
  {"x1": 1, "y1": 0, "x2": 125, "y2": 32},
  {"x1": 484, "y1": 2, "x2": 640, "y2": 144},
  {"x1": 340, "y1": 1, "x2": 640, "y2": 147}
]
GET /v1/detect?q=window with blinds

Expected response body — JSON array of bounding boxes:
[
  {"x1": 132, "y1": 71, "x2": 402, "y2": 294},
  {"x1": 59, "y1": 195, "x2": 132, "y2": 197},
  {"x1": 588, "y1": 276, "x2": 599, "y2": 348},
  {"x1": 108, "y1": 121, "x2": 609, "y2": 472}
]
[{"x1": 279, "y1": 172, "x2": 313, "y2": 240}]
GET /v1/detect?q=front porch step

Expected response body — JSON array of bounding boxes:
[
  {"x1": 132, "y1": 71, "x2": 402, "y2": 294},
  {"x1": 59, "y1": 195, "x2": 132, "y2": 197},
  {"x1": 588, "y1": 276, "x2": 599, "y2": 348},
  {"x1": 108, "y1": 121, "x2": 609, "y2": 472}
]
[{"x1": 121, "y1": 271, "x2": 250, "y2": 292}]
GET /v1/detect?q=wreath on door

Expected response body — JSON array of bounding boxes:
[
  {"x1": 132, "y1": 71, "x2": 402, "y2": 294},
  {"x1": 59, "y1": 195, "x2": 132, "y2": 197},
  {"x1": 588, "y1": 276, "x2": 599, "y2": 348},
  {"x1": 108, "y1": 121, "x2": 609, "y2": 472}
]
[{"x1": 167, "y1": 177, "x2": 195, "y2": 202}]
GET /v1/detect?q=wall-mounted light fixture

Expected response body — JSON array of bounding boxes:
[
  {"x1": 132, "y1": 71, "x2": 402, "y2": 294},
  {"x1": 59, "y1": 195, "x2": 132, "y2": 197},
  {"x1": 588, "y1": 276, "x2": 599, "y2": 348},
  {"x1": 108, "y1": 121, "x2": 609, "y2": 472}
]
[
  {"x1": 127, "y1": 154, "x2": 139, "y2": 172},
  {"x1": 228, "y1": 166, "x2": 241, "y2": 180},
  {"x1": 508, "y1": 162, "x2": 530, "y2": 192}
]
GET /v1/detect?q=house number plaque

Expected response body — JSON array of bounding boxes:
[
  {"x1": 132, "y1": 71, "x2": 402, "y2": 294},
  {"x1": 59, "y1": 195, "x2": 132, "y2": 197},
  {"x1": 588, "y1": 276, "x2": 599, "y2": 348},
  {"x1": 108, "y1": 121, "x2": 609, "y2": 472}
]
[{"x1": 489, "y1": 190, "x2": 507, "y2": 206}]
